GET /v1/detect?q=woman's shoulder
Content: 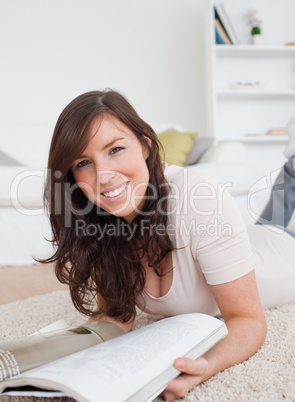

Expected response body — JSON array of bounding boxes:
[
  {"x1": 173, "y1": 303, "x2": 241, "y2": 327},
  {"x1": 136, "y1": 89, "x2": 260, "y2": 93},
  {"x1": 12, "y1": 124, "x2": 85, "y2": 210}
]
[
  {"x1": 163, "y1": 164, "x2": 225, "y2": 225},
  {"x1": 164, "y1": 164, "x2": 246, "y2": 232}
]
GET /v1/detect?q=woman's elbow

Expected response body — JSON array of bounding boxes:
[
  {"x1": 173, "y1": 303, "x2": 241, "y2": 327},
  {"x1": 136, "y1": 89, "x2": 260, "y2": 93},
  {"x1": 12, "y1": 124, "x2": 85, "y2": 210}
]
[{"x1": 255, "y1": 313, "x2": 268, "y2": 348}]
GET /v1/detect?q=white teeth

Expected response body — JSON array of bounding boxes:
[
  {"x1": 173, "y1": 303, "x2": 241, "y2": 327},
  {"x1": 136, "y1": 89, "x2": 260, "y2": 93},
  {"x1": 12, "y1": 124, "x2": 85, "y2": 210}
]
[{"x1": 103, "y1": 183, "x2": 127, "y2": 198}]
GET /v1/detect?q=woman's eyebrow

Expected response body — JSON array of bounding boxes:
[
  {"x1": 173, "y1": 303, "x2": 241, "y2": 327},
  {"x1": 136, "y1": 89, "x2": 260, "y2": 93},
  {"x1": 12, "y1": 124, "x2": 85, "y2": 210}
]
[
  {"x1": 76, "y1": 137, "x2": 125, "y2": 160},
  {"x1": 102, "y1": 137, "x2": 125, "y2": 151}
]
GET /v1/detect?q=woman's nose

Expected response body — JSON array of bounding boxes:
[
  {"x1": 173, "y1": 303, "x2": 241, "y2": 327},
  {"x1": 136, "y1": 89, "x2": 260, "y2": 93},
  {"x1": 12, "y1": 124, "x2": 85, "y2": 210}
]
[
  {"x1": 96, "y1": 169, "x2": 116, "y2": 185},
  {"x1": 93, "y1": 158, "x2": 115, "y2": 183}
]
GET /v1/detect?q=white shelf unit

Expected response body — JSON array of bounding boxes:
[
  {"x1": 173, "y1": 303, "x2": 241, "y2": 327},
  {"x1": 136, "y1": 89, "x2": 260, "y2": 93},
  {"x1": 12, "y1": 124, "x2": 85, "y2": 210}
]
[
  {"x1": 215, "y1": 45, "x2": 295, "y2": 57},
  {"x1": 217, "y1": 90, "x2": 295, "y2": 99},
  {"x1": 206, "y1": 0, "x2": 295, "y2": 175},
  {"x1": 218, "y1": 136, "x2": 288, "y2": 143}
]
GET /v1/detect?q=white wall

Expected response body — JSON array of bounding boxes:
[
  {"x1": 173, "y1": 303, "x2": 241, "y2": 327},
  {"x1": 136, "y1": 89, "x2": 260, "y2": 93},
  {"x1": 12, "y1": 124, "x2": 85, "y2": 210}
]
[{"x1": 0, "y1": 0, "x2": 207, "y2": 135}]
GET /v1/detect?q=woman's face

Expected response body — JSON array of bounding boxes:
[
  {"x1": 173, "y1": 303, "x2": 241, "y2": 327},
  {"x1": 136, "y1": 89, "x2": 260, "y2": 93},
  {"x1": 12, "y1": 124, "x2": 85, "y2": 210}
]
[{"x1": 71, "y1": 115, "x2": 150, "y2": 223}]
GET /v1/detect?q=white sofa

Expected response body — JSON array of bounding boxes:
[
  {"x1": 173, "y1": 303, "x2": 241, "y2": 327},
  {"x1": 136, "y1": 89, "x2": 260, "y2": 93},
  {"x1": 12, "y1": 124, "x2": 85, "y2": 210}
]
[
  {"x1": 186, "y1": 141, "x2": 267, "y2": 225},
  {"x1": 0, "y1": 127, "x2": 53, "y2": 266},
  {"x1": 0, "y1": 127, "x2": 264, "y2": 266}
]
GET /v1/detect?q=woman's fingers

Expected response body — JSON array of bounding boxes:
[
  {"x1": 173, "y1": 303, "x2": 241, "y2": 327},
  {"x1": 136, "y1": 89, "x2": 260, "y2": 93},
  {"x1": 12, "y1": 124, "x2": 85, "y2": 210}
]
[
  {"x1": 174, "y1": 356, "x2": 208, "y2": 375},
  {"x1": 161, "y1": 357, "x2": 209, "y2": 401}
]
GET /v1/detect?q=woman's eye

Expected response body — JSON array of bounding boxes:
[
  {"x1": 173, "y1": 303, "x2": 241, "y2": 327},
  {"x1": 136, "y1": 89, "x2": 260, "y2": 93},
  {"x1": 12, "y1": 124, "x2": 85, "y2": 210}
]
[
  {"x1": 76, "y1": 160, "x2": 90, "y2": 169},
  {"x1": 110, "y1": 146, "x2": 124, "y2": 155}
]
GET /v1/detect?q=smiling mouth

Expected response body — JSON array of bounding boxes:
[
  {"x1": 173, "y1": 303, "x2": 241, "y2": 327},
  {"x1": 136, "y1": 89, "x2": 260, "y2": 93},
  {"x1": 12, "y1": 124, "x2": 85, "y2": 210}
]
[{"x1": 102, "y1": 182, "x2": 128, "y2": 198}]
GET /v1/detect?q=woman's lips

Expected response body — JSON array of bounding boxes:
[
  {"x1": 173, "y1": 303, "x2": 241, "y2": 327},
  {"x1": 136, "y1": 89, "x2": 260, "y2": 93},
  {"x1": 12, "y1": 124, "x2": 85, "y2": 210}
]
[{"x1": 100, "y1": 181, "x2": 129, "y2": 202}]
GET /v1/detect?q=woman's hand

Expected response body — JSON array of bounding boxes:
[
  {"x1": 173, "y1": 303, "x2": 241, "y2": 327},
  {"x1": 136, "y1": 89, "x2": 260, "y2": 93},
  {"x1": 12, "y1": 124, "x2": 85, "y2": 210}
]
[
  {"x1": 161, "y1": 357, "x2": 209, "y2": 401},
  {"x1": 161, "y1": 270, "x2": 267, "y2": 401}
]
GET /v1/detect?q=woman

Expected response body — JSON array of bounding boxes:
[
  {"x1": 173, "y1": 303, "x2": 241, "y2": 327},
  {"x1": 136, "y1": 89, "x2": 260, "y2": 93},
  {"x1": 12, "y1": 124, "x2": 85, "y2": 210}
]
[{"x1": 43, "y1": 89, "x2": 295, "y2": 401}]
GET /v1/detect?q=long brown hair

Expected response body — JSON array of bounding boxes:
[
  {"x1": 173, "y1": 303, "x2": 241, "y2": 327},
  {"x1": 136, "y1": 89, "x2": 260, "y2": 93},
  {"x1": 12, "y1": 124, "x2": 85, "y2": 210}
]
[{"x1": 41, "y1": 89, "x2": 174, "y2": 322}]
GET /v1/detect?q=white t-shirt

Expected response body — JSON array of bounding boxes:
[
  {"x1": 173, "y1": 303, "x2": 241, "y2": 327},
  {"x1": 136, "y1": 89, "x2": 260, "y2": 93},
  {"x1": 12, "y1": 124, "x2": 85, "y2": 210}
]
[{"x1": 137, "y1": 165, "x2": 295, "y2": 316}]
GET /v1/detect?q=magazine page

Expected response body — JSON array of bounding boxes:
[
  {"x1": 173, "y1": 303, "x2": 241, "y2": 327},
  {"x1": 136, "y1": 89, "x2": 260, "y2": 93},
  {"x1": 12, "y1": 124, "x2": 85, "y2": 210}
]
[
  {"x1": 0, "y1": 321, "x2": 124, "y2": 382},
  {"x1": 30, "y1": 319, "x2": 69, "y2": 336},
  {"x1": 0, "y1": 313, "x2": 227, "y2": 402}
]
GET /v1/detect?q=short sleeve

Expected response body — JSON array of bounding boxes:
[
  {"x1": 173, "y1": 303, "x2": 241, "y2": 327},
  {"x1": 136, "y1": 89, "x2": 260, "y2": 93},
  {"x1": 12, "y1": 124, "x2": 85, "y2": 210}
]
[
  {"x1": 195, "y1": 190, "x2": 254, "y2": 284},
  {"x1": 167, "y1": 168, "x2": 255, "y2": 285}
]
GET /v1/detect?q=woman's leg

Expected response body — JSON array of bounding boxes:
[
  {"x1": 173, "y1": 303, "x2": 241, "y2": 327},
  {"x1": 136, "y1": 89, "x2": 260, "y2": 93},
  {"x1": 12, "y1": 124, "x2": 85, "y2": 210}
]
[
  {"x1": 257, "y1": 117, "x2": 295, "y2": 227},
  {"x1": 284, "y1": 116, "x2": 295, "y2": 159},
  {"x1": 271, "y1": 225, "x2": 295, "y2": 238},
  {"x1": 257, "y1": 156, "x2": 295, "y2": 227}
]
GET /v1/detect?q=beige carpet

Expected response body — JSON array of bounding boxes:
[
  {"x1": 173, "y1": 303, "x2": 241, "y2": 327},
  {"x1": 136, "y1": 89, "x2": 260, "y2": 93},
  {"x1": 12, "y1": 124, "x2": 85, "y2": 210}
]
[{"x1": 0, "y1": 291, "x2": 295, "y2": 402}]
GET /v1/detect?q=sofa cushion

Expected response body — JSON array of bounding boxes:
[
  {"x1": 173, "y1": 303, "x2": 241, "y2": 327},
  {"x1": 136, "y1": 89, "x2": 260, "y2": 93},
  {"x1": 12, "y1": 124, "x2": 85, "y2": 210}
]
[
  {"x1": 199, "y1": 141, "x2": 247, "y2": 164},
  {"x1": 0, "y1": 166, "x2": 44, "y2": 208},
  {"x1": 184, "y1": 137, "x2": 214, "y2": 166},
  {"x1": 0, "y1": 150, "x2": 23, "y2": 166},
  {"x1": 157, "y1": 131, "x2": 197, "y2": 166},
  {"x1": 187, "y1": 162, "x2": 259, "y2": 196},
  {"x1": 0, "y1": 126, "x2": 52, "y2": 168}
]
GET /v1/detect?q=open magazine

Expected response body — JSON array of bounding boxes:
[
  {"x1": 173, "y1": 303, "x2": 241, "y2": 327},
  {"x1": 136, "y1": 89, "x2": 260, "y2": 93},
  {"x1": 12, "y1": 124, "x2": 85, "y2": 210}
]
[
  {"x1": 0, "y1": 313, "x2": 227, "y2": 402},
  {"x1": 0, "y1": 319, "x2": 125, "y2": 382}
]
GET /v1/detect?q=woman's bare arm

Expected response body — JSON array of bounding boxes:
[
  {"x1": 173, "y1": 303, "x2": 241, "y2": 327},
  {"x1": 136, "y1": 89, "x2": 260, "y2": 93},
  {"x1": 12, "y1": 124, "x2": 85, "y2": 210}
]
[{"x1": 162, "y1": 270, "x2": 267, "y2": 401}]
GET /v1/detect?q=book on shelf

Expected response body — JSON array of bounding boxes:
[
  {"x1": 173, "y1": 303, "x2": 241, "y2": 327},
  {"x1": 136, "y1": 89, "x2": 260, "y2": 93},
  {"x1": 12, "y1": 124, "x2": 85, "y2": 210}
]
[
  {"x1": 215, "y1": 18, "x2": 231, "y2": 45},
  {"x1": 214, "y1": 3, "x2": 239, "y2": 45},
  {"x1": 0, "y1": 313, "x2": 227, "y2": 402},
  {"x1": 215, "y1": 26, "x2": 226, "y2": 45}
]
